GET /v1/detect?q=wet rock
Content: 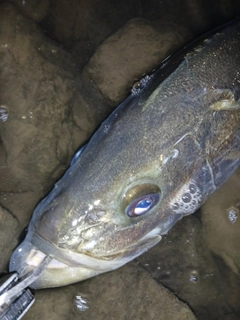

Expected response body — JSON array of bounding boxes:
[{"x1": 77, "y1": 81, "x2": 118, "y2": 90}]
[
  {"x1": 201, "y1": 167, "x2": 240, "y2": 275},
  {"x1": 0, "y1": 3, "x2": 79, "y2": 193},
  {"x1": 0, "y1": 3, "x2": 117, "y2": 206},
  {"x1": 35, "y1": 0, "x2": 240, "y2": 71},
  {"x1": 0, "y1": 205, "x2": 18, "y2": 271},
  {"x1": 0, "y1": 191, "x2": 41, "y2": 230},
  {"x1": 139, "y1": 0, "x2": 240, "y2": 33},
  {"x1": 4, "y1": 0, "x2": 49, "y2": 22},
  {"x1": 84, "y1": 18, "x2": 193, "y2": 104},
  {"x1": 0, "y1": 2, "x2": 116, "y2": 271},
  {"x1": 41, "y1": 0, "x2": 140, "y2": 44},
  {"x1": 137, "y1": 169, "x2": 240, "y2": 319},
  {"x1": 38, "y1": 0, "x2": 141, "y2": 63},
  {"x1": 24, "y1": 262, "x2": 196, "y2": 320}
]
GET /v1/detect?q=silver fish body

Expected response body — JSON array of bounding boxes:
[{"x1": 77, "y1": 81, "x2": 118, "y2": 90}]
[{"x1": 10, "y1": 20, "x2": 240, "y2": 289}]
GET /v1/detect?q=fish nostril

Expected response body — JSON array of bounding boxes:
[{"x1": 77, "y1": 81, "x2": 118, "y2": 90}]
[
  {"x1": 36, "y1": 206, "x2": 64, "y2": 245},
  {"x1": 18, "y1": 226, "x2": 28, "y2": 243}
]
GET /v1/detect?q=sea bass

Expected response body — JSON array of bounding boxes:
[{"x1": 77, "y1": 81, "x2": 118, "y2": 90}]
[{"x1": 10, "y1": 20, "x2": 240, "y2": 289}]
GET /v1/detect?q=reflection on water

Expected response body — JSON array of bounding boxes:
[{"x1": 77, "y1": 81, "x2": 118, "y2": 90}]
[
  {"x1": 228, "y1": 207, "x2": 239, "y2": 224},
  {"x1": 75, "y1": 295, "x2": 89, "y2": 312},
  {"x1": 0, "y1": 107, "x2": 8, "y2": 122}
]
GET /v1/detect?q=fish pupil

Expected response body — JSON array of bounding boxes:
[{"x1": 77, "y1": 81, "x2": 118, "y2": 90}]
[{"x1": 134, "y1": 198, "x2": 153, "y2": 215}]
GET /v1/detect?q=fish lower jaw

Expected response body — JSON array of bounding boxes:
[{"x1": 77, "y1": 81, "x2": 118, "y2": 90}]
[{"x1": 10, "y1": 242, "x2": 103, "y2": 289}]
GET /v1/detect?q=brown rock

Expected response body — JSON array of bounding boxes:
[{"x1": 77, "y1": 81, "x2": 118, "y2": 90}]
[
  {"x1": 5, "y1": 0, "x2": 49, "y2": 22},
  {"x1": 0, "y1": 205, "x2": 18, "y2": 271},
  {"x1": 0, "y1": 2, "x2": 114, "y2": 243},
  {"x1": 201, "y1": 167, "x2": 240, "y2": 275},
  {"x1": 0, "y1": 3, "x2": 79, "y2": 194},
  {"x1": 84, "y1": 18, "x2": 192, "y2": 104},
  {"x1": 24, "y1": 262, "x2": 196, "y2": 320}
]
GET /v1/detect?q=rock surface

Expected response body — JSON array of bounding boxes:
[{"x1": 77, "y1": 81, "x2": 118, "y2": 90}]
[
  {"x1": 83, "y1": 18, "x2": 192, "y2": 104},
  {"x1": 6, "y1": 0, "x2": 49, "y2": 21},
  {"x1": 24, "y1": 262, "x2": 196, "y2": 320},
  {"x1": 202, "y1": 168, "x2": 240, "y2": 275}
]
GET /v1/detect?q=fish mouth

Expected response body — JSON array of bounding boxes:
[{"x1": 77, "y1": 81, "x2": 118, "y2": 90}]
[
  {"x1": 9, "y1": 229, "x2": 162, "y2": 289},
  {"x1": 9, "y1": 240, "x2": 104, "y2": 289}
]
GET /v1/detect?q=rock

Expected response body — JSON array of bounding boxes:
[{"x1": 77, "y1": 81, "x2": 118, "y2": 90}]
[
  {"x1": 201, "y1": 167, "x2": 240, "y2": 275},
  {"x1": 24, "y1": 262, "x2": 196, "y2": 320},
  {"x1": 84, "y1": 18, "x2": 192, "y2": 104},
  {"x1": 0, "y1": 3, "x2": 79, "y2": 193},
  {"x1": 138, "y1": 0, "x2": 240, "y2": 33},
  {"x1": 37, "y1": 0, "x2": 141, "y2": 64},
  {"x1": 5, "y1": 0, "x2": 49, "y2": 22},
  {"x1": 0, "y1": 205, "x2": 18, "y2": 271},
  {"x1": 0, "y1": 2, "x2": 117, "y2": 262},
  {"x1": 34, "y1": 0, "x2": 240, "y2": 71}
]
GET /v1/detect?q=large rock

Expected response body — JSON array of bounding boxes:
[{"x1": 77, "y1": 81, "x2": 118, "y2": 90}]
[
  {"x1": 0, "y1": 205, "x2": 18, "y2": 271},
  {"x1": 83, "y1": 18, "x2": 192, "y2": 104},
  {"x1": 5, "y1": 0, "x2": 49, "y2": 21},
  {"x1": 0, "y1": 2, "x2": 113, "y2": 268},
  {"x1": 24, "y1": 262, "x2": 196, "y2": 320},
  {"x1": 201, "y1": 167, "x2": 240, "y2": 275},
  {"x1": 0, "y1": 3, "x2": 79, "y2": 192}
]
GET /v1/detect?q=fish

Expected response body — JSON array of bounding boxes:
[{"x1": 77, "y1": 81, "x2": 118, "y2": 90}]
[{"x1": 9, "y1": 20, "x2": 240, "y2": 289}]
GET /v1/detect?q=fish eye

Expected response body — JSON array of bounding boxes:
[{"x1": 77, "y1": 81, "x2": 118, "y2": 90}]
[
  {"x1": 123, "y1": 183, "x2": 161, "y2": 218},
  {"x1": 126, "y1": 194, "x2": 160, "y2": 217}
]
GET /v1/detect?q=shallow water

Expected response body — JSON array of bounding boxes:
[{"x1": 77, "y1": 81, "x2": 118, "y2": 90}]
[{"x1": 0, "y1": 0, "x2": 240, "y2": 319}]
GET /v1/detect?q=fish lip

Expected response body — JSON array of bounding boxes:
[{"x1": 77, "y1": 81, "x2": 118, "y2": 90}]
[
  {"x1": 10, "y1": 227, "x2": 162, "y2": 277},
  {"x1": 31, "y1": 233, "x2": 129, "y2": 270},
  {"x1": 10, "y1": 228, "x2": 162, "y2": 289},
  {"x1": 10, "y1": 240, "x2": 102, "y2": 289},
  {"x1": 86, "y1": 228, "x2": 163, "y2": 260},
  {"x1": 25, "y1": 226, "x2": 162, "y2": 271},
  {"x1": 39, "y1": 221, "x2": 161, "y2": 250}
]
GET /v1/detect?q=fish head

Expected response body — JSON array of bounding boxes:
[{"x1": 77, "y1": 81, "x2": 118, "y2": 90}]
[{"x1": 9, "y1": 110, "x2": 207, "y2": 289}]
